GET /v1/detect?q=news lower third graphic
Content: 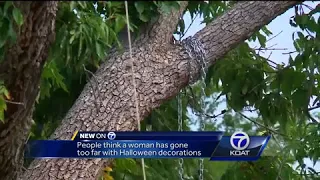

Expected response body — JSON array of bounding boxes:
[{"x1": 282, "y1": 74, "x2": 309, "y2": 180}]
[{"x1": 25, "y1": 131, "x2": 270, "y2": 161}]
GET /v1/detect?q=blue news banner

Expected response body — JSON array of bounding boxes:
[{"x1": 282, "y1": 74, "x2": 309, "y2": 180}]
[{"x1": 25, "y1": 131, "x2": 270, "y2": 161}]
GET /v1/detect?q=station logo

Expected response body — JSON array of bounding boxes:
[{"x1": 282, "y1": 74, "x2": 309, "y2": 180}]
[
  {"x1": 107, "y1": 132, "x2": 116, "y2": 140},
  {"x1": 210, "y1": 131, "x2": 270, "y2": 161},
  {"x1": 230, "y1": 132, "x2": 250, "y2": 156}
]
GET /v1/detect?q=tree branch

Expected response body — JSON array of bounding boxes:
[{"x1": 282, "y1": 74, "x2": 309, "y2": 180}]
[
  {"x1": 149, "y1": 1, "x2": 188, "y2": 45},
  {"x1": 135, "y1": 1, "x2": 188, "y2": 46},
  {"x1": 194, "y1": 1, "x2": 301, "y2": 65},
  {"x1": 308, "y1": 104, "x2": 320, "y2": 111},
  {"x1": 238, "y1": 112, "x2": 287, "y2": 137}
]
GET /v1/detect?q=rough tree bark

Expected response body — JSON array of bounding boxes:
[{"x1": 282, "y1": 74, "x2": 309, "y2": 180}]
[
  {"x1": 0, "y1": 2, "x2": 58, "y2": 180},
  {"x1": 0, "y1": 1, "x2": 299, "y2": 180}
]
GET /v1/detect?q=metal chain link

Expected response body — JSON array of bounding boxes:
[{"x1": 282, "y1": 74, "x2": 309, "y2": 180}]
[
  {"x1": 181, "y1": 37, "x2": 207, "y2": 180},
  {"x1": 177, "y1": 93, "x2": 184, "y2": 180}
]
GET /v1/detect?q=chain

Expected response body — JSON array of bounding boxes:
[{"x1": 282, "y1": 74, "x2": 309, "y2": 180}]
[
  {"x1": 181, "y1": 37, "x2": 207, "y2": 180},
  {"x1": 177, "y1": 92, "x2": 184, "y2": 180}
]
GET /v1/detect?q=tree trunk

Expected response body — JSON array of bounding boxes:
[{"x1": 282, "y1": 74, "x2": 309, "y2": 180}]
[
  {"x1": 0, "y1": 2, "x2": 58, "y2": 180},
  {"x1": 2, "y1": 1, "x2": 297, "y2": 180}
]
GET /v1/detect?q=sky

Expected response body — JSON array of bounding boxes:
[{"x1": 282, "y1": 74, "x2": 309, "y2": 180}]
[{"x1": 175, "y1": 1, "x2": 320, "y2": 173}]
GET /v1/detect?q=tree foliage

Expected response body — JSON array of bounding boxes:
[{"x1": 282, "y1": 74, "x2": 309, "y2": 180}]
[
  {"x1": 0, "y1": 1, "x2": 319, "y2": 179},
  {"x1": 0, "y1": 2, "x2": 24, "y2": 121}
]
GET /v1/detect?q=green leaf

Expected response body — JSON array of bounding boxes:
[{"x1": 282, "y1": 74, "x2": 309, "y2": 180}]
[
  {"x1": 280, "y1": 69, "x2": 295, "y2": 96},
  {"x1": 261, "y1": 26, "x2": 272, "y2": 36},
  {"x1": 0, "y1": 18, "x2": 10, "y2": 47},
  {"x1": 0, "y1": 97, "x2": 7, "y2": 111},
  {"x1": 4, "y1": 2, "x2": 13, "y2": 16},
  {"x1": 292, "y1": 89, "x2": 309, "y2": 109},
  {"x1": 134, "y1": 2, "x2": 145, "y2": 14},
  {"x1": 78, "y1": 2, "x2": 87, "y2": 9},
  {"x1": 69, "y1": 2, "x2": 76, "y2": 11},
  {"x1": 3, "y1": 89, "x2": 9, "y2": 100},
  {"x1": 241, "y1": 84, "x2": 248, "y2": 95},
  {"x1": 69, "y1": 34, "x2": 76, "y2": 44},
  {"x1": 66, "y1": 45, "x2": 71, "y2": 64},
  {"x1": 178, "y1": 19, "x2": 185, "y2": 35},
  {"x1": 0, "y1": 110, "x2": 4, "y2": 122},
  {"x1": 300, "y1": 14, "x2": 309, "y2": 25},
  {"x1": 8, "y1": 23, "x2": 17, "y2": 43},
  {"x1": 171, "y1": 2, "x2": 181, "y2": 10},
  {"x1": 259, "y1": 95, "x2": 271, "y2": 122},
  {"x1": 138, "y1": 13, "x2": 149, "y2": 22},
  {"x1": 95, "y1": 42, "x2": 103, "y2": 59},
  {"x1": 0, "y1": 40, "x2": 6, "y2": 49},
  {"x1": 70, "y1": 30, "x2": 75, "y2": 35},
  {"x1": 250, "y1": 34, "x2": 257, "y2": 42},
  {"x1": 257, "y1": 33, "x2": 267, "y2": 48},
  {"x1": 12, "y1": 8, "x2": 24, "y2": 26},
  {"x1": 114, "y1": 16, "x2": 126, "y2": 33},
  {"x1": 78, "y1": 34, "x2": 83, "y2": 58},
  {"x1": 297, "y1": 32, "x2": 304, "y2": 40},
  {"x1": 293, "y1": 40, "x2": 301, "y2": 52},
  {"x1": 159, "y1": 2, "x2": 172, "y2": 14}
]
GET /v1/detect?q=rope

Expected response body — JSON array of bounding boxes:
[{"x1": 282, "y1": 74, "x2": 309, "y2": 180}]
[{"x1": 124, "y1": 2, "x2": 147, "y2": 180}]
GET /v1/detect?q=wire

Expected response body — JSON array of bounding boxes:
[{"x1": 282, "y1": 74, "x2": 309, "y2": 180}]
[{"x1": 124, "y1": 2, "x2": 147, "y2": 180}]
